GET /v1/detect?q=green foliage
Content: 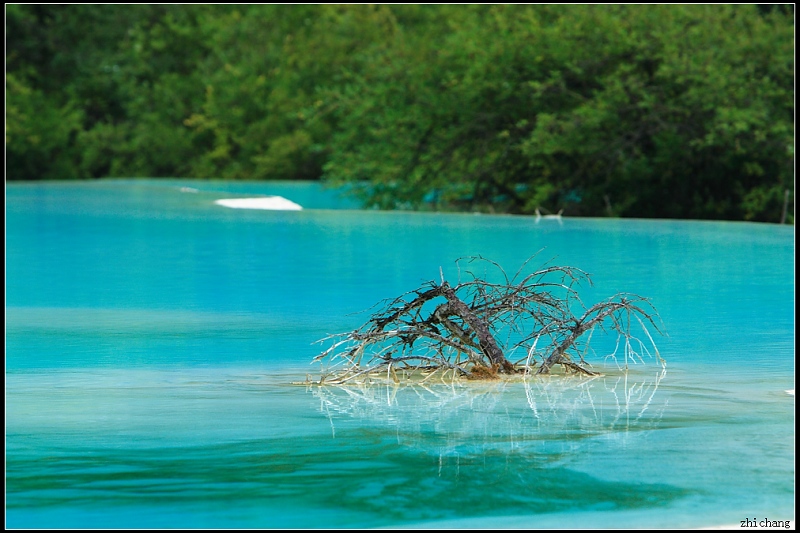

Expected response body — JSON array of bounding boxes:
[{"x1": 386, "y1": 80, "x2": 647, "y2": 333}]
[
  {"x1": 6, "y1": 72, "x2": 84, "y2": 180},
  {"x1": 322, "y1": 5, "x2": 794, "y2": 222},
  {"x1": 5, "y1": 5, "x2": 794, "y2": 222}
]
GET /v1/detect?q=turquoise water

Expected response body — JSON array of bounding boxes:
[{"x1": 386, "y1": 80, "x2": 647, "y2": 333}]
[{"x1": 5, "y1": 179, "x2": 795, "y2": 528}]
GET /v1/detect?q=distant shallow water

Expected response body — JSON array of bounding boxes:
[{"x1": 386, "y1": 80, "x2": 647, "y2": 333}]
[{"x1": 5, "y1": 179, "x2": 794, "y2": 528}]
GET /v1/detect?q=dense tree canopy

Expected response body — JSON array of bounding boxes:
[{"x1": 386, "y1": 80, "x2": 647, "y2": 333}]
[{"x1": 6, "y1": 4, "x2": 794, "y2": 222}]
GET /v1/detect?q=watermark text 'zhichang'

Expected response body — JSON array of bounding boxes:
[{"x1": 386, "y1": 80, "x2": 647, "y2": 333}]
[{"x1": 740, "y1": 518, "x2": 792, "y2": 529}]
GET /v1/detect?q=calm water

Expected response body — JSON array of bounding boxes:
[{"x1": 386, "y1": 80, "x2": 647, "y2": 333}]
[{"x1": 5, "y1": 179, "x2": 795, "y2": 528}]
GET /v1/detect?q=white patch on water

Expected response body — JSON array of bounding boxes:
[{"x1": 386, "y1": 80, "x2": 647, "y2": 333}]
[{"x1": 214, "y1": 197, "x2": 302, "y2": 210}]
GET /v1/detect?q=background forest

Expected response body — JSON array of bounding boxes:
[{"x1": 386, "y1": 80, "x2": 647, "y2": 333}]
[{"x1": 6, "y1": 4, "x2": 794, "y2": 222}]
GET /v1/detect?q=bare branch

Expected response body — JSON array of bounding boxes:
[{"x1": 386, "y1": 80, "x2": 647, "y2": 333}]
[{"x1": 313, "y1": 256, "x2": 664, "y2": 383}]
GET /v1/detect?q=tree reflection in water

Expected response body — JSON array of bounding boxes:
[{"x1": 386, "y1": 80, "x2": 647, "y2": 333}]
[{"x1": 310, "y1": 368, "x2": 668, "y2": 457}]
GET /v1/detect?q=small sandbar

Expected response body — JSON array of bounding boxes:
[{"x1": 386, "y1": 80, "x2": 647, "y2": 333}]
[{"x1": 215, "y1": 197, "x2": 303, "y2": 211}]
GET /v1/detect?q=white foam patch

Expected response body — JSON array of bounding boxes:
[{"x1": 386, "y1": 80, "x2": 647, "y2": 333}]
[
  {"x1": 786, "y1": 389, "x2": 794, "y2": 396},
  {"x1": 214, "y1": 197, "x2": 302, "y2": 211}
]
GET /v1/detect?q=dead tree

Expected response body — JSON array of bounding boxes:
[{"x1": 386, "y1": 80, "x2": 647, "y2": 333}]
[{"x1": 313, "y1": 256, "x2": 664, "y2": 384}]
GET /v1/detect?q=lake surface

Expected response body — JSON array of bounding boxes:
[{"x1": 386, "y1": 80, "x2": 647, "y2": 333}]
[{"x1": 5, "y1": 179, "x2": 795, "y2": 528}]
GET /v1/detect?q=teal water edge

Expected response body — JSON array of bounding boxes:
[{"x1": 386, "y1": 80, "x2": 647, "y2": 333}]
[{"x1": 6, "y1": 180, "x2": 795, "y2": 529}]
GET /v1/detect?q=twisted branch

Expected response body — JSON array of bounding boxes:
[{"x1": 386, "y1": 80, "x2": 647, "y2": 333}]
[{"x1": 313, "y1": 256, "x2": 664, "y2": 383}]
